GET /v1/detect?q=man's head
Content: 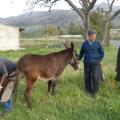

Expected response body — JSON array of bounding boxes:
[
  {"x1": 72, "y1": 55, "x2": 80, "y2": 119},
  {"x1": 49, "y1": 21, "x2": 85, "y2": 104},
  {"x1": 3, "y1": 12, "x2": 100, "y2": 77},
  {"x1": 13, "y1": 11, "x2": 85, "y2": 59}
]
[{"x1": 88, "y1": 29, "x2": 97, "y2": 41}]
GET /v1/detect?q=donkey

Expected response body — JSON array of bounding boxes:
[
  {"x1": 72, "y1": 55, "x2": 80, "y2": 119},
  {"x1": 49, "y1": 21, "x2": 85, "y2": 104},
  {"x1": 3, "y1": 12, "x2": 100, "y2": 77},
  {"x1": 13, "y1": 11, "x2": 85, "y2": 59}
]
[{"x1": 16, "y1": 42, "x2": 78, "y2": 108}]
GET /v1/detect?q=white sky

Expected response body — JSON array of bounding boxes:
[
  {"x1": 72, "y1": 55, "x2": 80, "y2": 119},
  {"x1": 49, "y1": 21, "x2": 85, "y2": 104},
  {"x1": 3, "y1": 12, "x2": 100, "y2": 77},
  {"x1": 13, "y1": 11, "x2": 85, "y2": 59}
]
[{"x1": 0, "y1": 0, "x2": 120, "y2": 18}]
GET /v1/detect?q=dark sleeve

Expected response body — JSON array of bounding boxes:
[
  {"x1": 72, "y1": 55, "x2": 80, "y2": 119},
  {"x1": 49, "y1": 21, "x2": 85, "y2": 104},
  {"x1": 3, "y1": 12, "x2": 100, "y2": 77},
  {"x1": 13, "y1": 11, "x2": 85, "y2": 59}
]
[
  {"x1": 78, "y1": 43, "x2": 85, "y2": 60},
  {"x1": 117, "y1": 47, "x2": 120, "y2": 65},
  {"x1": 0, "y1": 62, "x2": 8, "y2": 75},
  {"x1": 98, "y1": 43, "x2": 104, "y2": 61}
]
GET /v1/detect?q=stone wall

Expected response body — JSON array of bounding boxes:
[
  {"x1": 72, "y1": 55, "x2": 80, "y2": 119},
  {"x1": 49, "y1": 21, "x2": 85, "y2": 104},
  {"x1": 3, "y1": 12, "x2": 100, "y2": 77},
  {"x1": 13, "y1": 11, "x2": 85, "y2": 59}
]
[{"x1": 0, "y1": 24, "x2": 20, "y2": 50}]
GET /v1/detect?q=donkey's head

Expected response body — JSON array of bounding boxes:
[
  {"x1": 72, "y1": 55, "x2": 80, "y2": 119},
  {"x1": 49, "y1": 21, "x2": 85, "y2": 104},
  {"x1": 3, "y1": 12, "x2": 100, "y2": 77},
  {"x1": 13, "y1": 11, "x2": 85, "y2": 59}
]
[{"x1": 64, "y1": 42, "x2": 79, "y2": 70}]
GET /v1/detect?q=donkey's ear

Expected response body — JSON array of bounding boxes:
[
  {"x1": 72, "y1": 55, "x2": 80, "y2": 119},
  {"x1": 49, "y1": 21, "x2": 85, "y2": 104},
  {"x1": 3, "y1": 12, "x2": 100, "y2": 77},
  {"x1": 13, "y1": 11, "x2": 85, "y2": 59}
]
[
  {"x1": 64, "y1": 41, "x2": 70, "y2": 48},
  {"x1": 71, "y1": 42, "x2": 74, "y2": 49},
  {"x1": 64, "y1": 43, "x2": 69, "y2": 48}
]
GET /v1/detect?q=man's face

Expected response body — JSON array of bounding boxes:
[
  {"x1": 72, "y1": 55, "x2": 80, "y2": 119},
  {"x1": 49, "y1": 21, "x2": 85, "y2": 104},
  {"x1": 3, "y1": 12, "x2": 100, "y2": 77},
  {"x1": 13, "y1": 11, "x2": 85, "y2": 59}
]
[{"x1": 88, "y1": 34, "x2": 96, "y2": 41}]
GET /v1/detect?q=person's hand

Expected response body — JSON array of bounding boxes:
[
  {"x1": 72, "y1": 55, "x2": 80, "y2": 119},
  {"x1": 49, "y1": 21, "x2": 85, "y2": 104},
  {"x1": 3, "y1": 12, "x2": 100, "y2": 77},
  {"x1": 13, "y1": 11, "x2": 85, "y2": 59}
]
[
  {"x1": 76, "y1": 60, "x2": 80, "y2": 64},
  {"x1": 0, "y1": 85, "x2": 3, "y2": 92},
  {"x1": 76, "y1": 60, "x2": 81, "y2": 69}
]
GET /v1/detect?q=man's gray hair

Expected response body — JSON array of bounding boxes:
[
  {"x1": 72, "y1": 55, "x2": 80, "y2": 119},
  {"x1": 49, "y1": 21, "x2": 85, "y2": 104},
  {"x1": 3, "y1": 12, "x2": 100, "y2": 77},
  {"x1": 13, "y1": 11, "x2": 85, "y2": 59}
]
[{"x1": 88, "y1": 29, "x2": 97, "y2": 36}]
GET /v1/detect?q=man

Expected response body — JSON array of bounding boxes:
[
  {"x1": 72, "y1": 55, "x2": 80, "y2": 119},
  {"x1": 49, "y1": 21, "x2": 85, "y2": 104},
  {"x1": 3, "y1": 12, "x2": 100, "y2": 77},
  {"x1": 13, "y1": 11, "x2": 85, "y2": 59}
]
[
  {"x1": 115, "y1": 46, "x2": 120, "y2": 81},
  {"x1": 0, "y1": 57, "x2": 16, "y2": 113},
  {"x1": 78, "y1": 29, "x2": 104, "y2": 96}
]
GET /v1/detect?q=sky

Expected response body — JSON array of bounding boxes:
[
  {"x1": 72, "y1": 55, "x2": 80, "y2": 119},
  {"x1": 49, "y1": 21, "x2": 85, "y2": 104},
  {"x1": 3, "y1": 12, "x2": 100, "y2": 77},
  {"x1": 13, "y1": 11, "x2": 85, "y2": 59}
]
[{"x1": 0, "y1": 0, "x2": 120, "y2": 18}]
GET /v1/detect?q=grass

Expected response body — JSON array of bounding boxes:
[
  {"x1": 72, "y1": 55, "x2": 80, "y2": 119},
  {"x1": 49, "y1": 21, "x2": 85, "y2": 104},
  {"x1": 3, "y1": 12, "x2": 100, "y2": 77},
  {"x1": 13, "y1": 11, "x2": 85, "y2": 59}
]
[
  {"x1": 0, "y1": 38, "x2": 120, "y2": 120},
  {"x1": 113, "y1": 35, "x2": 120, "y2": 41}
]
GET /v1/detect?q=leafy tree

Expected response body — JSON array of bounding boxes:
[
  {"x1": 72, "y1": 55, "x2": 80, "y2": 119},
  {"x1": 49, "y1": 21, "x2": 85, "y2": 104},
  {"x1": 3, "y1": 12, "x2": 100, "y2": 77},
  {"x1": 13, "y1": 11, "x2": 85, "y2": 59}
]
[
  {"x1": 102, "y1": 0, "x2": 120, "y2": 45},
  {"x1": 43, "y1": 25, "x2": 63, "y2": 36},
  {"x1": 90, "y1": 12, "x2": 106, "y2": 40},
  {"x1": 57, "y1": 26, "x2": 63, "y2": 35},
  {"x1": 68, "y1": 22, "x2": 84, "y2": 35}
]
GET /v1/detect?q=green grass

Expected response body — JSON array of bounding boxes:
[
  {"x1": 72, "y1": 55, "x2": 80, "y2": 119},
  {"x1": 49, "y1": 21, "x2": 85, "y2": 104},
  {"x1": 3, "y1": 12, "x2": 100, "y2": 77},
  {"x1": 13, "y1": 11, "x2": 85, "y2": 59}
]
[
  {"x1": 0, "y1": 39, "x2": 120, "y2": 120},
  {"x1": 113, "y1": 35, "x2": 120, "y2": 41}
]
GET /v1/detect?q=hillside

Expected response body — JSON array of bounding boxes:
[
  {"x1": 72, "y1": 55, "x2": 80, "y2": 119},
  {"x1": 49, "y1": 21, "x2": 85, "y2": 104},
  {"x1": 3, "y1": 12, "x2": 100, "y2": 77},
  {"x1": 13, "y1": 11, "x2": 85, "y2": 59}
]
[
  {"x1": 0, "y1": 3, "x2": 120, "y2": 33},
  {"x1": 0, "y1": 10, "x2": 82, "y2": 33}
]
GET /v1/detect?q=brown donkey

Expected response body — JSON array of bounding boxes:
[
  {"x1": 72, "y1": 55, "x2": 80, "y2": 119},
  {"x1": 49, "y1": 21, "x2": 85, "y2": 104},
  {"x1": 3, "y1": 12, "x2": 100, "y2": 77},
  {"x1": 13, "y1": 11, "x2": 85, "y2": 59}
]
[{"x1": 16, "y1": 42, "x2": 78, "y2": 108}]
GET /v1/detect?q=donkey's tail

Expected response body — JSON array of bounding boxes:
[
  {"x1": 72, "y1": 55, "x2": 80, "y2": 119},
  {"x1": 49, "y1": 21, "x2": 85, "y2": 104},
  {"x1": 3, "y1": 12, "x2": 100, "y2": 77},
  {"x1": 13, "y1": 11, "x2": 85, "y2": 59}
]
[
  {"x1": 13, "y1": 58, "x2": 23, "y2": 104},
  {"x1": 16, "y1": 57, "x2": 23, "y2": 72}
]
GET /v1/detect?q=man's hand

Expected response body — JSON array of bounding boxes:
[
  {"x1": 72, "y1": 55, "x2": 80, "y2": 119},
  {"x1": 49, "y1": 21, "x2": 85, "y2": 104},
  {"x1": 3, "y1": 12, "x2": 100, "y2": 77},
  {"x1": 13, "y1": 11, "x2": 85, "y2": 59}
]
[
  {"x1": 0, "y1": 85, "x2": 3, "y2": 92},
  {"x1": 0, "y1": 73, "x2": 8, "y2": 92},
  {"x1": 76, "y1": 60, "x2": 81, "y2": 69},
  {"x1": 76, "y1": 60, "x2": 80, "y2": 64}
]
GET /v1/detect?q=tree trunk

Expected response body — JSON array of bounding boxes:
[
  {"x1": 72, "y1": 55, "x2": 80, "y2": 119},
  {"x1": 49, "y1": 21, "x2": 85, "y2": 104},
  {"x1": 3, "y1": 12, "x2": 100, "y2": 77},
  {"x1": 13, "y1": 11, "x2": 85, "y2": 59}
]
[
  {"x1": 83, "y1": 13, "x2": 90, "y2": 40},
  {"x1": 102, "y1": 12, "x2": 110, "y2": 46},
  {"x1": 102, "y1": 22, "x2": 109, "y2": 45}
]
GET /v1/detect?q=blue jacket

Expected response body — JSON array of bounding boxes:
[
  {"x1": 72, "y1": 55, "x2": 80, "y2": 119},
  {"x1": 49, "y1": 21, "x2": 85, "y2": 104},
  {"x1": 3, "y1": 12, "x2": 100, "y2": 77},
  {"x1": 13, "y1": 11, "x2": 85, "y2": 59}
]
[
  {"x1": 78, "y1": 40, "x2": 104, "y2": 64},
  {"x1": 0, "y1": 58, "x2": 16, "y2": 77}
]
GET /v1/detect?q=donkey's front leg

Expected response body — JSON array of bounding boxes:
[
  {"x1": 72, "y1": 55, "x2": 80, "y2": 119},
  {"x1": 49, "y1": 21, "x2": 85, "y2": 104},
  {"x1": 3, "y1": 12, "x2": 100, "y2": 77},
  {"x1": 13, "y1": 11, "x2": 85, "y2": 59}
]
[
  {"x1": 25, "y1": 78, "x2": 36, "y2": 109},
  {"x1": 24, "y1": 85, "x2": 33, "y2": 109},
  {"x1": 51, "y1": 80, "x2": 57, "y2": 95}
]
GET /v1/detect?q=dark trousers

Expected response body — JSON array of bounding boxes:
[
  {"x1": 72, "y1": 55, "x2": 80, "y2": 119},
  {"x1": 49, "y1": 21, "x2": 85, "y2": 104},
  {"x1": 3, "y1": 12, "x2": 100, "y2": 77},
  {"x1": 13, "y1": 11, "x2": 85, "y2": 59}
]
[
  {"x1": 84, "y1": 63, "x2": 100, "y2": 95},
  {"x1": 115, "y1": 65, "x2": 120, "y2": 81},
  {"x1": 116, "y1": 47, "x2": 120, "y2": 81}
]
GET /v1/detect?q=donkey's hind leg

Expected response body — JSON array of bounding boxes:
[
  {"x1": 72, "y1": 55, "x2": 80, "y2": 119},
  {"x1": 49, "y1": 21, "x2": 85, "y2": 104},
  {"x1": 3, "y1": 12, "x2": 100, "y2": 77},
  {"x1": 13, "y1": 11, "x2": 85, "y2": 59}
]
[
  {"x1": 48, "y1": 80, "x2": 52, "y2": 93},
  {"x1": 51, "y1": 80, "x2": 57, "y2": 95},
  {"x1": 24, "y1": 78, "x2": 36, "y2": 109}
]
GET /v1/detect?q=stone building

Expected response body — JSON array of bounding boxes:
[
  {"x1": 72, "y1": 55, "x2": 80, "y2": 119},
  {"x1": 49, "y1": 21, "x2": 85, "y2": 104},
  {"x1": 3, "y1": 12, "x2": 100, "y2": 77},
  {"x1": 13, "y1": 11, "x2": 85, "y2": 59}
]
[{"x1": 0, "y1": 24, "x2": 23, "y2": 50}]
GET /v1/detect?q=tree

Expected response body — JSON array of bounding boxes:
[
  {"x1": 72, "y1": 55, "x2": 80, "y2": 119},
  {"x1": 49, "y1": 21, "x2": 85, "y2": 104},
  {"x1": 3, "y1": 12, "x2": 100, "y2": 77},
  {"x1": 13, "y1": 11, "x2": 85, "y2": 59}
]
[
  {"x1": 68, "y1": 22, "x2": 84, "y2": 35},
  {"x1": 57, "y1": 26, "x2": 63, "y2": 35},
  {"x1": 27, "y1": 0, "x2": 97, "y2": 39},
  {"x1": 43, "y1": 24, "x2": 62, "y2": 36},
  {"x1": 90, "y1": 11, "x2": 105, "y2": 40},
  {"x1": 102, "y1": 0, "x2": 120, "y2": 45}
]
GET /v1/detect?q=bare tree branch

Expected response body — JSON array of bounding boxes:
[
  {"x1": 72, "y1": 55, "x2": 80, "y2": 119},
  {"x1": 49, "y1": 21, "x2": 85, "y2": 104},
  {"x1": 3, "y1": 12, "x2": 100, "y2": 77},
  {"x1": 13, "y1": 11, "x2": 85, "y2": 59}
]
[
  {"x1": 110, "y1": 0, "x2": 116, "y2": 9},
  {"x1": 79, "y1": 0, "x2": 83, "y2": 7},
  {"x1": 27, "y1": 0, "x2": 59, "y2": 8},
  {"x1": 107, "y1": 0, "x2": 116, "y2": 12},
  {"x1": 26, "y1": 0, "x2": 42, "y2": 11},
  {"x1": 26, "y1": 0, "x2": 97, "y2": 38},
  {"x1": 26, "y1": 0, "x2": 97, "y2": 20},
  {"x1": 111, "y1": 9, "x2": 120, "y2": 21},
  {"x1": 65, "y1": 0, "x2": 84, "y2": 19},
  {"x1": 87, "y1": 0, "x2": 91, "y2": 5},
  {"x1": 102, "y1": 0, "x2": 120, "y2": 45},
  {"x1": 49, "y1": 0, "x2": 58, "y2": 11},
  {"x1": 87, "y1": 0, "x2": 97, "y2": 12},
  {"x1": 105, "y1": 0, "x2": 120, "y2": 21},
  {"x1": 107, "y1": 0, "x2": 111, "y2": 9},
  {"x1": 81, "y1": 0, "x2": 88, "y2": 9}
]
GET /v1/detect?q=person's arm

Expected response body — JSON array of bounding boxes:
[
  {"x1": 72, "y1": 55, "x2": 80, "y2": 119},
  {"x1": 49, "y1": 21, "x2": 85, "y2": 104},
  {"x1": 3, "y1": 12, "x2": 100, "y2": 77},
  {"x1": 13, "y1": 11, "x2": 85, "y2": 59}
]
[
  {"x1": 0, "y1": 73, "x2": 8, "y2": 85},
  {"x1": 115, "y1": 47, "x2": 120, "y2": 72},
  {"x1": 98, "y1": 43, "x2": 104, "y2": 61},
  {"x1": 78, "y1": 43, "x2": 85, "y2": 61},
  {"x1": 0, "y1": 74, "x2": 8, "y2": 90},
  {"x1": 117, "y1": 47, "x2": 120, "y2": 65},
  {"x1": 0, "y1": 63, "x2": 8, "y2": 91}
]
